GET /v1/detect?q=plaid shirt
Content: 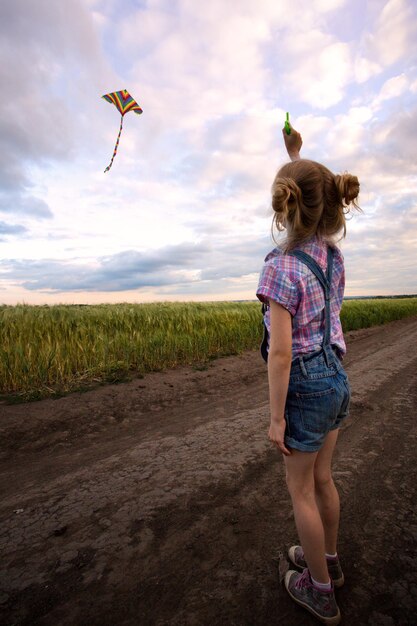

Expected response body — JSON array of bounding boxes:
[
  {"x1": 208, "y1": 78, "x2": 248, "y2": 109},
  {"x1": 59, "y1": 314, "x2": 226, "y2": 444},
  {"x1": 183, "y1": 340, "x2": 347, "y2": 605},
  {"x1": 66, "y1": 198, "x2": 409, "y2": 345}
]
[{"x1": 256, "y1": 236, "x2": 346, "y2": 359}]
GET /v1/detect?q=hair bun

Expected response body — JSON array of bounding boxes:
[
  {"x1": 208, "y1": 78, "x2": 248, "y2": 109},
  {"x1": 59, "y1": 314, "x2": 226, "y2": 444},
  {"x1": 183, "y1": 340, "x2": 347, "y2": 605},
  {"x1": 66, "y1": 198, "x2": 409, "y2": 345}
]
[
  {"x1": 272, "y1": 177, "x2": 301, "y2": 212},
  {"x1": 335, "y1": 173, "x2": 360, "y2": 206},
  {"x1": 271, "y1": 176, "x2": 303, "y2": 232}
]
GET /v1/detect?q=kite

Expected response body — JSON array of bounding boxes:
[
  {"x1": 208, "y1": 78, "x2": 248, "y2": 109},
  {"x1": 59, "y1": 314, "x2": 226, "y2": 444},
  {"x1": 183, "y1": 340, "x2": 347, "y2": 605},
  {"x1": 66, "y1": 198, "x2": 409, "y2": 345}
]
[{"x1": 102, "y1": 89, "x2": 143, "y2": 173}]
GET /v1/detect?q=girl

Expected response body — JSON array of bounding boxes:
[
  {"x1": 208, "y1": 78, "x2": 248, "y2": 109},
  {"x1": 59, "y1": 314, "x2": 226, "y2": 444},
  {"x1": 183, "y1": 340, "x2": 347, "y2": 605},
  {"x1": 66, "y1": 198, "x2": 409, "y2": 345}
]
[{"x1": 256, "y1": 124, "x2": 361, "y2": 625}]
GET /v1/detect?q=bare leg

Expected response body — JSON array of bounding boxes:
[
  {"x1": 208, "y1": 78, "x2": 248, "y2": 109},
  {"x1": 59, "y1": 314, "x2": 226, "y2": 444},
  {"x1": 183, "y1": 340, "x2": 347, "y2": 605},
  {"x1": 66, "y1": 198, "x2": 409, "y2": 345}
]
[
  {"x1": 314, "y1": 430, "x2": 340, "y2": 555},
  {"x1": 284, "y1": 450, "x2": 329, "y2": 584}
]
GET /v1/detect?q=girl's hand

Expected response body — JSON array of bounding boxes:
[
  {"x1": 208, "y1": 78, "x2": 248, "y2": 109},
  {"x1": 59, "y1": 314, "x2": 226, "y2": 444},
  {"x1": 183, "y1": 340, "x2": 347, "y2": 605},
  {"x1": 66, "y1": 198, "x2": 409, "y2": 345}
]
[
  {"x1": 268, "y1": 418, "x2": 291, "y2": 456},
  {"x1": 282, "y1": 125, "x2": 302, "y2": 161}
]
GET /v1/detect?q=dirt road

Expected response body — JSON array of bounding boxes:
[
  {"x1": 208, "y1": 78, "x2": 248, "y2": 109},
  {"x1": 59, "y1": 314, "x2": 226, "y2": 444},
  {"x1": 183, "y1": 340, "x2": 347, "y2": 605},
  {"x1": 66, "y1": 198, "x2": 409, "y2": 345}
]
[{"x1": 1, "y1": 316, "x2": 417, "y2": 626}]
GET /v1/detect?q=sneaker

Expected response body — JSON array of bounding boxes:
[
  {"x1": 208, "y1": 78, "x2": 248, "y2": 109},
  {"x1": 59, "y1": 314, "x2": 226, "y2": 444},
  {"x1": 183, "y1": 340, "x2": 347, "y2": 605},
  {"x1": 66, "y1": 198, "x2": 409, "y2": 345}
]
[
  {"x1": 288, "y1": 545, "x2": 345, "y2": 588},
  {"x1": 284, "y1": 568, "x2": 341, "y2": 625}
]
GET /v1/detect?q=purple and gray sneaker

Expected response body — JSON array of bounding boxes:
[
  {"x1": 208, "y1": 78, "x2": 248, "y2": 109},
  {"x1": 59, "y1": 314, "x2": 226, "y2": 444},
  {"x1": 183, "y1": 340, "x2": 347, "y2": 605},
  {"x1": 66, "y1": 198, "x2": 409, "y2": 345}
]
[
  {"x1": 284, "y1": 568, "x2": 341, "y2": 625},
  {"x1": 288, "y1": 545, "x2": 345, "y2": 588}
]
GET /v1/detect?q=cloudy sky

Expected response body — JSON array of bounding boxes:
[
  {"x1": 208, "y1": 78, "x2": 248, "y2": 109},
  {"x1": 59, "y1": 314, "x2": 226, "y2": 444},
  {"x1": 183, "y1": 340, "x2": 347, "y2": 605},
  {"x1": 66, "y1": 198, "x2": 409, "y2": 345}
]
[{"x1": 0, "y1": 0, "x2": 416, "y2": 305}]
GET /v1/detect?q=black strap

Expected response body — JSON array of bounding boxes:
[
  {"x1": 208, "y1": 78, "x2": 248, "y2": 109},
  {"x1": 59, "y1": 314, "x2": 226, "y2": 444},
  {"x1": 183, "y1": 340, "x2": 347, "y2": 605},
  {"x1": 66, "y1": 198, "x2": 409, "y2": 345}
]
[{"x1": 260, "y1": 310, "x2": 269, "y2": 362}]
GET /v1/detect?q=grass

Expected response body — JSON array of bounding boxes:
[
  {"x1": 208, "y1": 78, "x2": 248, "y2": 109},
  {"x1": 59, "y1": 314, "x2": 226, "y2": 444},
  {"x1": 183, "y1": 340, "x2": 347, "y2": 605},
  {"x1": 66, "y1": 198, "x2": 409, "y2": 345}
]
[
  {"x1": 341, "y1": 298, "x2": 417, "y2": 330},
  {"x1": 1, "y1": 297, "x2": 416, "y2": 401}
]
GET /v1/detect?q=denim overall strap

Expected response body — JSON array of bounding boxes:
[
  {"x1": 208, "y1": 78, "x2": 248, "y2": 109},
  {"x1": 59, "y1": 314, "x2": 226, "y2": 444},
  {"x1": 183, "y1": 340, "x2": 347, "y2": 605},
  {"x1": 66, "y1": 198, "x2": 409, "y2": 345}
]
[
  {"x1": 324, "y1": 245, "x2": 334, "y2": 347},
  {"x1": 288, "y1": 246, "x2": 334, "y2": 363},
  {"x1": 260, "y1": 246, "x2": 335, "y2": 365}
]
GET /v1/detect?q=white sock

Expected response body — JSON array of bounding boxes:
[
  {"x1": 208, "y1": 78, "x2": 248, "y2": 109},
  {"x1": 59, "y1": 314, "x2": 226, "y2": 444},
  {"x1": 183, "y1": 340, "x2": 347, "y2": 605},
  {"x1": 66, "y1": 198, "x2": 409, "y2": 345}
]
[
  {"x1": 325, "y1": 552, "x2": 338, "y2": 559},
  {"x1": 311, "y1": 575, "x2": 332, "y2": 591}
]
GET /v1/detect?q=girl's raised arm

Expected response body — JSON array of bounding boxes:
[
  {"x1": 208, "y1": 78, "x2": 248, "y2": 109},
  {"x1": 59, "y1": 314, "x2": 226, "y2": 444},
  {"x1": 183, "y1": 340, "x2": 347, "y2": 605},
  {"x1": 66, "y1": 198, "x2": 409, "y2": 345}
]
[{"x1": 282, "y1": 124, "x2": 302, "y2": 161}]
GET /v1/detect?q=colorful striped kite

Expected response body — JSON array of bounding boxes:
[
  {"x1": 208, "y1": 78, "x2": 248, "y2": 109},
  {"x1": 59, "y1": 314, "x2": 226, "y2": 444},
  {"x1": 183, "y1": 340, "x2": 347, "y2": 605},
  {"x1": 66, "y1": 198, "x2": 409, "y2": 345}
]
[{"x1": 102, "y1": 89, "x2": 143, "y2": 173}]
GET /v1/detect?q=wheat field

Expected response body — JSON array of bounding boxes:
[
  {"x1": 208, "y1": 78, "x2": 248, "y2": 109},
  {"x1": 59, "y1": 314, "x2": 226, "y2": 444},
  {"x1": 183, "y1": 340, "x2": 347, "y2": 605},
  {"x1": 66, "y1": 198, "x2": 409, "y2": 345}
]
[{"x1": 1, "y1": 298, "x2": 416, "y2": 399}]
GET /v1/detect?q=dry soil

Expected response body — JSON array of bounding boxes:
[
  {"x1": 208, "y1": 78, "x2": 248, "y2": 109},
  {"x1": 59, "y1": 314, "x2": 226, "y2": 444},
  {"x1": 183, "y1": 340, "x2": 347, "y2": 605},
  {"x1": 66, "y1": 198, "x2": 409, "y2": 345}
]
[{"x1": 1, "y1": 316, "x2": 417, "y2": 626}]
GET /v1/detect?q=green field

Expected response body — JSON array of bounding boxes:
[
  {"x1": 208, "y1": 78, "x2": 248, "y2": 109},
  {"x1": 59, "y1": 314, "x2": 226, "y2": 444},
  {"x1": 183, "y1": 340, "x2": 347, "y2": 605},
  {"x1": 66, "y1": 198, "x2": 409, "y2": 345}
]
[{"x1": 1, "y1": 298, "x2": 416, "y2": 400}]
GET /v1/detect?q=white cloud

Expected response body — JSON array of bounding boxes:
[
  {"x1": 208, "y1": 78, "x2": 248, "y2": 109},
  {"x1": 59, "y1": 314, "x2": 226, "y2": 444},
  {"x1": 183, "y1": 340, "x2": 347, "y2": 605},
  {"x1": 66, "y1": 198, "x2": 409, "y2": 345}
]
[
  {"x1": 371, "y1": 73, "x2": 409, "y2": 110},
  {"x1": 369, "y1": 0, "x2": 417, "y2": 67},
  {"x1": 313, "y1": 0, "x2": 347, "y2": 10},
  {"x1": 0, "y1": 236, "x2": 271, "y2": 294},
  {"x1": 0, "y1": 0, "x2": 114, "y2": 221},
  {"x1": 282, "y1": 36, "x2": 354, "y2": 109},
  {"x1": 0, "y1": 0, "x2": 416, "y2": 303},
  {"x1": 281, "y1": 0, "x2": 416, "y2": 110},
  {"x1": 354, "y1": 56, "x2": 382, "y2": 84},
  {"x1": 379, "y1": 74, "x2": 408, "y2": 100}
]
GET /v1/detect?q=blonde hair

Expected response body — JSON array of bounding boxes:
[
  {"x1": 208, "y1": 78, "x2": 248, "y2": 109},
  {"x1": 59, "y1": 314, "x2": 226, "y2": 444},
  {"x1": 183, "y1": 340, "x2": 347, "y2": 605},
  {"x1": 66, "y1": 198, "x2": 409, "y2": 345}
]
[{"x1": 271, "y1": 159, "x2": 362, "y2": 252}]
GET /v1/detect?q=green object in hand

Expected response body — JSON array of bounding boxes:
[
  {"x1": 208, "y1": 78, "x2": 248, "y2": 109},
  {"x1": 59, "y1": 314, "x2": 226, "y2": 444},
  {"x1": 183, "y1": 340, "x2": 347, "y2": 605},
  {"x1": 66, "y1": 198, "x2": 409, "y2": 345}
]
[{"x1": 285, "y1": 112, "x2": 291, "y2": 135}]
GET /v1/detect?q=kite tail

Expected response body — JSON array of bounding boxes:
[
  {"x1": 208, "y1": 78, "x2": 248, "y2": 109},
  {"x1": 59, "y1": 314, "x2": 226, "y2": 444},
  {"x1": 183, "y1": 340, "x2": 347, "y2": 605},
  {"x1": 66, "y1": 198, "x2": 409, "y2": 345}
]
[{"x1": 104, "y1": 115, "x2": 124, "y2": 173}]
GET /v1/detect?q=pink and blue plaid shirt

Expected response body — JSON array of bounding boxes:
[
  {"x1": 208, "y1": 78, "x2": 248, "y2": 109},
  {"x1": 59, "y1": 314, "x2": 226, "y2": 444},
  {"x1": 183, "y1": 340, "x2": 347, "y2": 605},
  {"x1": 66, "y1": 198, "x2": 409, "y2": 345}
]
[{"x1": 256, "y1": 235, "x2": 346, "y2": 359}]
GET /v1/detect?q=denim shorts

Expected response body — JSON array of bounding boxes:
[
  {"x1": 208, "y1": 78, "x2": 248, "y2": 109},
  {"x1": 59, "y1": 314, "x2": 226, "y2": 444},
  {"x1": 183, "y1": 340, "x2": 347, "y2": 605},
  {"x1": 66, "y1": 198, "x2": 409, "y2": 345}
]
[{"x1": 284, "y1": 345, "x2": 351, "y2": 453}]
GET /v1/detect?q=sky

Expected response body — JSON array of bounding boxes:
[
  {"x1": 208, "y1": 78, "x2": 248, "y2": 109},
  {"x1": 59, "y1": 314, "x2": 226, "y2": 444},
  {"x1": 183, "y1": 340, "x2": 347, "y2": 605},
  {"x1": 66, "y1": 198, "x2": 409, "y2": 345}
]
[{"x1": 0, "y1": 0, "x2": 416, "y2": 305}]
